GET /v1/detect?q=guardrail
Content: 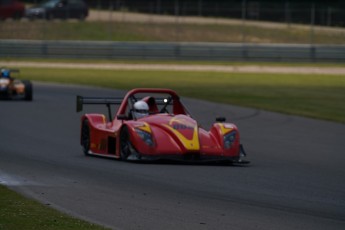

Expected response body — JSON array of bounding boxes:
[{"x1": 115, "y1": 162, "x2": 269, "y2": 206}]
[{"x1": 1, "y1": 40, "x2": 344, "y2": 62}]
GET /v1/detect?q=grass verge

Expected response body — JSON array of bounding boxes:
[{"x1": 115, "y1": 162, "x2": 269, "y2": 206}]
[
  {"x1": 1, "y1": 20, "x2": 345, "y2": 44},
  {"x1": 20, "y1": 67, "x2": 345, "y2": 124},
  {"x1": 2, "y1": 58, "x2": 345, "y2": 67},
  {"x1": 0, "y1": 185, "x2": 107, "y2": 230}
]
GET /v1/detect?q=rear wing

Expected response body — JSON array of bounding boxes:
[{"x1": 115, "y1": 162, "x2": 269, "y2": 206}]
[
  {"x1": 1, "y1": 68, "x2": 20, "y2": 78},
  {"x1": 76, "y1": 95, "x2": 123, "y2": 120},
  {"x1": 1, "y1": 68, "x2": 19, "y2": 73},
  {"x1": 9, "y1": 69, "x2": 20, "y2": 73}
]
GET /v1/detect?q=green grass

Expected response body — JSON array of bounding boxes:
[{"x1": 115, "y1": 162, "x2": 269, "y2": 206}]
[
  {"x1": 3, "y1": 58, "x2": 345, "y2": 67},
  {"x1": 0, "y1": 185, "x2": 107, "y2": 230},
  {"x1": 20, "y1": 67, "x2": 345, "y2": 123},
  {"x1": 1, "y1": 21, "x2": 345, "y2": 44}
]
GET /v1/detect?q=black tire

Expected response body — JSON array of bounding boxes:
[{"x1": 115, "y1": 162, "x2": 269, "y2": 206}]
[
  {"x1": 5, "y1": 86, "x2": 12, "y2": 99},
  {"x1": 81, "y1": 119, "x2": 90, "y2": 156},
  {"x1": 46, "y1": 12, "x2": 54, "y2": 20},
  {"x1": 12, "y1": 12, "x2": 22, "y2": 20},
  {"x1": 79, "y1": 13, "x2": 86, "y2": 21},
  {"x1": 120, "y1": 126, "x2": 132, "y2": 160},
  {"x1": 22, "y1": 80, "x2": 33, "y2": 101}
]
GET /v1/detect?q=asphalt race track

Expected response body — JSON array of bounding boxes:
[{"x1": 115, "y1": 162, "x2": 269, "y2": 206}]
[{"x1": 1, "y1": 83, "x2": 344, "y2": 230}]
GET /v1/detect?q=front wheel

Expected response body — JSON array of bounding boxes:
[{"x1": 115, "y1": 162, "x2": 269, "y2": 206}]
[
  {"x1": 22, "y1": 80, "x2": 33, "y2": 101},
  {"x1": 12, "y1": 12, "x2": 22, "y2": 20},
  {"x1": 46, "y1": 12, "x2": 54, "y2": 20},
  {"x1": 79, "y1": 13, "x2": 86, "y2": 21},
  {"x1": 120, "y1": 126, "x2": 133, "y2": 160},
  {"x1": 81, "y1": 119, "x2": 90, "y2": 156}
]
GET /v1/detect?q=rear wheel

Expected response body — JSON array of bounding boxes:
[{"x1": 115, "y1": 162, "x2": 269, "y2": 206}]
[
  {"x1": 81, "y1": 119, "x2": 90, "y2": 156},
  {"x1": 5, "y1": 87, "x2": 12, "y2": 99},
  {"x1": 12, "y1": 12, "x2": 22, "y2": 20},
  {"x1": 79, "y1": 12, "x2": 86, "y2": 21},
  {"x1": 46, "y1": 12, "x2": 54, "y2": 20}
]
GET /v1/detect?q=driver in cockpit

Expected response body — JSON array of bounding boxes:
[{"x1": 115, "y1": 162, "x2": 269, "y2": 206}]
[{"x1": 133, "y1": 100, "x2": 149, "y2": 119}]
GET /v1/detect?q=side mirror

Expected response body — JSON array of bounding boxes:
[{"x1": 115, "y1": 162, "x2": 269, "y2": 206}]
[
  {"x1": 76, "y1": 95, "x2": 83, "y2": 112},
  {"x1": 117, "y1": 114, "x2": 128, "y2": 120},
  {"x1": 216, "y1": 117, "x2": 226, "y2": 122},
  {"x1": 57, "y1": 0, "x2": 66, "y2": 7}
]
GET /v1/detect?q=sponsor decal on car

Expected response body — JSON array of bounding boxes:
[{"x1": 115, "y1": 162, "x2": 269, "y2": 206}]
[{"x1": 163, "y1": 117, "x2": 200, "y2": 151}]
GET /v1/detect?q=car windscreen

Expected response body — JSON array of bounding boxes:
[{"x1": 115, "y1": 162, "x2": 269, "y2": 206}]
[
  {"x1": 40, "y1": 0, "x2": 60, "y2": 8},
  {"x1": 131, "y1": 92, "x2": 177, "y2": 115}
]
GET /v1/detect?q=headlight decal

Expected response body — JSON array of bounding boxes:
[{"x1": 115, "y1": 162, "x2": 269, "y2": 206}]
[
  {"x1": 223, "y1": 130, "x2": 237, "y2": 149},
  {"x1": 135, "y1": 128, "x2": 154, "y2": 147},
  {"x1": 134, "y1": 122, "x2": 152, "y2": 133}
]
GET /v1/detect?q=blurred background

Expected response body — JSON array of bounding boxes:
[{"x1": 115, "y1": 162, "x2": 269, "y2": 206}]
[
  {"x1": 1, "y1": 0, "x2": 344, "y2": 61},
  {"x1": 0, "y1": 0, "x2": 344, "y2": 44}
]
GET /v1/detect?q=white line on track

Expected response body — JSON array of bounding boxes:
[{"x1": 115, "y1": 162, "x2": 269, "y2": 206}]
[{"x1": 1, "y1": 61, "x2": 345, "y2": 75}]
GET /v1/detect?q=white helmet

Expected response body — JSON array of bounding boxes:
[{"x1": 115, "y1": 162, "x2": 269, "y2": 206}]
[{"x1": 133, "y1": 100, "x2": 149, "y2": 119}]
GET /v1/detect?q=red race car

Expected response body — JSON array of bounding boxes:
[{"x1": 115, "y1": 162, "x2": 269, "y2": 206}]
[
  {"x1": 0, "y1": 0, "x2": 25, "y2": 20},
  {"x1": 77, "y1": 88, "x2": 248, "y2": 164}
]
